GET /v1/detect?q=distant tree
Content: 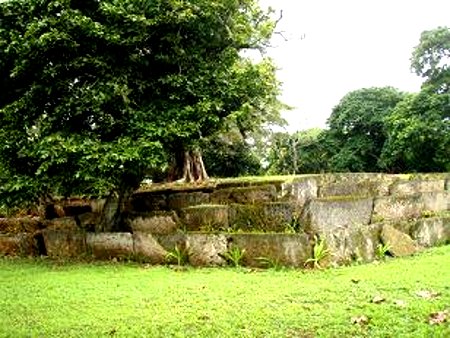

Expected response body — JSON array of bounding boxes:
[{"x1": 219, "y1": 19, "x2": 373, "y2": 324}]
[
  {"x1": 202, "y1": 130, "x2": 262, "y2": 178},
  {"x1": 266, "y1": 128, "x2": 330, "y2": 174},
  {"x1": 411, "y1": 26, "x2": 450, "y2": 93},
  {"x1": 325, "y1": 87, "x2": 406, "y2": 172},
  {"x1": 380, "y1": 88, "x2": 450, "y2": 172},
  {"x1": 0, "y1": 0, "x2": 282, "y2": 230},
  {"x1": 380, "y1": 27, "x2": 450, "y2": 172}
]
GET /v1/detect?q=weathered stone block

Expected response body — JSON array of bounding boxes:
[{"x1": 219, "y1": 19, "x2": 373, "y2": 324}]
[
  {"x1": 420, "y1": 192, "x2": 450, "y2": 213},
  {"x1": 130, "y1": 192, "x2": 167, "y2": 212},
  {"x1": 44, "y1": 217, "x2": 79, "y2": 231},
  {"x1": 186, "y1": 234, "x2": 228, "y2": 266},
  {"x1": 319, "y1": 181, "x2": 378, "y2": 198},
  {"x1": 0, "y1": 217, "x2": 42, "y2": 234},
  {"x1": 373, "y1": 192, "x2": 449, "y2": 222},
  {"x1": 372, "y1": 195, "x2": 422, "y2": 222},
  {"x1": 229, "y1": 202, "x2": 294, "y2": 232},
  {"x1": 390, "y1": 180, "x2": 445, "y2": 195},
  {"x1": 304, "y1": 197, "x2": 374, "y2": 231},
  {"x1": 0, "y1": 233, "x2": 36, "y2": 256},
  {"x1": 210, "y1": 185, "x2": 277, "y2": 204},
  {"x1": 154, "y1": 233, "x2": 187, "y2": 252},
  {"x1": 127, "y1": 211, "x2": 178, "y2": 235},
  {"x1": 412, "y1": 217, "x2": 450, "y2": 247},
  {"x1": 281, "y1": 178, "x2": 318, "y2": 206},
  {"x1": 42, "y1": 230, "x2": 86, "y2": 258},
  {"x1": 167, "y1": 192, "x2": 210, "y2": 210},
  {"x1": 230, "y1": 233, "x2": 311, "y2": 268},
  {"x1": 133, "y1": 232, "x2": 167, "y2": 264},
  {"x1": 381, "y1": 224, "x2": 420, "y2": 257},
  {"x1": 320, "y1": 223, "x2": 382, "y2": 265},
  {"x1": 75, "y1": 212, "x2": 99, "y2": 231},
  {"x1": 86, "y1": 233, "x2": 134, "y2": 259},
  {"x1": 181, "y1": 205, "x2": 229, "y2": 231}
]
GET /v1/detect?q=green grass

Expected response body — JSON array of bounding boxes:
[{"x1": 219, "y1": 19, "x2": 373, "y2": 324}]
[{"x1": 1, "y1": 247, "x2": 449, "y2": 337}]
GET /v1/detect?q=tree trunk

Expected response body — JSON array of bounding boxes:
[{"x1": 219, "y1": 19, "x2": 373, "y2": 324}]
[
  {"x1": 98, "y1": 176, "x2": 140, "y2": 232},
  {"x1": 168, "y1": 149, "x2": 209, "y2": 183}
]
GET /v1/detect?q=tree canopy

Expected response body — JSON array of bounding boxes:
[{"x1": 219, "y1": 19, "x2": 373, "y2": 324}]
[
  {"x1": 0, "y1": 0, "x2": 282, "y2": 225},
  {"x1": 325, "y1": 87, "x2": 406, "y2": 172}
]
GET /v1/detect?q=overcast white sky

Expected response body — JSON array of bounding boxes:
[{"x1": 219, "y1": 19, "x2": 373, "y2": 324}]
[{"x1": 260, "y1": 0, "x2": 450, "y2": 131}]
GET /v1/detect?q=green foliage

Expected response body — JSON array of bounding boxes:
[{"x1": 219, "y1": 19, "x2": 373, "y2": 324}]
[
  {"x1": 202, "y1": 131, "x2": 262, "y2": 178},
  {"x1": 411, "y1": 26, "x2": 450, "y2": 92},
  {"x1": 0, "y1": 0, "x2": 281, "y2": 210},
  {"x1": 380, "y1": 88, "x2": 450, "y2": 172},
  {"x1": 222, "y1": 245, "x2": 245, "y2": 267},
  {"x1": 325, "y1": 87, "x2": 407, "y2": 172},
  {"x1": 375, "y1": 243, "x2": 391, "y2": 261},
  {"x1": 165, "y1": 245, "x2": 189, "y2": 266},
  {"x1": 266, "y1": 128, "x2": 330, "y2": 175},
  {"x1": 305, "y1": 235, "x2": 330, "y2": 269},
  {"x1": 256, "y1": 256, "x2": 283, "y2": 270}
]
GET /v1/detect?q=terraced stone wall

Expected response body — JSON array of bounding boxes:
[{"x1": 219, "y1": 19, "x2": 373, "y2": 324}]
[{"x1": 1, "y1": 173, "x2": 449, "y2": 268}]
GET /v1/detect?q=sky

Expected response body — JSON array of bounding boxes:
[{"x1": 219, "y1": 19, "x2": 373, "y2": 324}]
[{"x1": 260, "y1": 0, "x2": 450, "y2": 131}]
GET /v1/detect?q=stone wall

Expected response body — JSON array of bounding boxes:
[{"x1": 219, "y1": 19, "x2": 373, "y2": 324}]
[{"x1": 1, "y1": 173, "x2": 449, "y2": 268}]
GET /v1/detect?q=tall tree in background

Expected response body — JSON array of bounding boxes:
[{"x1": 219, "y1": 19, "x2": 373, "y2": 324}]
[
  {"x1": 381, "y1": 27, "x2": 450, "y2": 172},
  {"x1": 266, "y1": 128, "x2": 330, "y2": 175},
  {"x1": 0, "y1": 0, "x2": 282, "y2": 230},
  {"x1": 325, "y1": 87, "x2": 406, "y2": 172}
]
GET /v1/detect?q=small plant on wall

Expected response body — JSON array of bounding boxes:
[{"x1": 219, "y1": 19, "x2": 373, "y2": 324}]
[
  {"x1": 165, "y1": 245, "x2": 189, "y2": 266},
  {"x1": 256, "y1": 256, "x2": 283, "y2": 270},
  {"x1": 305, "y1": 235, "x2": 330, "y2": 269},
  {"x1": 222, "y1": 245, "x2": 246, "y2": 268},
  {"x1": 375, "y1": 243, "x2": 391, "y2": 261}
]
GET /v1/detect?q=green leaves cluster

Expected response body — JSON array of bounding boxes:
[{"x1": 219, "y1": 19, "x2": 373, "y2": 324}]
[{"x1": 0, "y1": 0, "x2": 282, "y2": 209}]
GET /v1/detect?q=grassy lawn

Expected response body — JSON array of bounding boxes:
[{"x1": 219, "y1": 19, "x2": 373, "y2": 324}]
[{"x1": 0, "y1": 247, "x2": 449, "y2": 338}]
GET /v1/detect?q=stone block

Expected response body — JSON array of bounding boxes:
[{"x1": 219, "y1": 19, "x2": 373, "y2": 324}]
[
  {"x1": 381, "y1": 224, "x2": 420, "y2": 257},
  {"x1": 167, "y1": 192, "x2": 210, "y2": 210},
  {"x1": 304, "y1": 197, "x2": 374, "y2": 232},
  {"x1": 186, "y1": 234, "x2": 228, "y2": 266},
  {"x1": 230, "y1": 233, "x2": 311, "y2": 268},
  {"x1": 373, "y1": 192, "x2": 449, "y2": 222},
  {"x1": 372, "y1": 195, "x2": 422, "y2": 222},
  {"x1": 319, "y1": 223, "x2": 382, "y2": 265},
  {"x1": 412, "y1": 217, "x2": 450, "y2": 247},
  {"x1": 228, "y1": 202, "x2": 294, "y2": 232},
  {"x1": 420, "y1": 192, "x2": 450, "y2": 213},
  {"x1": 180, "y1": 205, "x2": 229, "y2": 232},
  {"x1": 281, "y1": 178, "x2": 318, "y2": 206},
  {"x1": 319, "y1": 181, "x2": 378, "y2": 198},
  {"x1": 86, "y1": 233, "x2": 134, "y2": 259},
  {"x1": 210, "y1": 185, "x2": 277, "y2": 204},
  {"x1": 0, "y1": 233, "x2": 36, "y2": 256},
  {"x1": 42, "y1": 230, "x2": 87, "y2": 258},
  {"x1": 0, "y1": 217, "x2": 42, "y2": 234},
  {"x1": 127, "y1": 211, "x2": 179, "y2": 235},
  {"x1": 44, "y1": 217, "x2": 79, "y2": 231},
  {"x1": 133, "y1": 232, "x2": 167, "y2": 264},
  {"x1": 129, "y1": 192, "x2": 167, "y2": 212},
  {"x1": 390, "y1": 180, "x2": 445, "y2": 195}
]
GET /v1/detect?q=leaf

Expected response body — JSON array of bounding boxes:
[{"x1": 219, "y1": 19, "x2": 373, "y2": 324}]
[
  {"x1": 415, "y1": 290, "x2": 440, "y2": 299},
  {"x1": 351, "y1": 315, "x2": 369, "y2": 325},
  {"x1": 428, "y1": 310, "x2": 448, "y2": 325}
]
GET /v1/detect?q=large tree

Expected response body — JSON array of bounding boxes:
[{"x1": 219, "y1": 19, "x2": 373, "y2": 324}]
[
  {"x1": 266, "y1": 128, "x2": 330, "y2": 175},
  {"x1": 411, "y1": 26, "x2": 450, "y2": 93},
  {"x1": 380, "y1": 27, "x2": 450, "y2": 172},
  {"x1": 325, "y1": 87, "x2": 406, "y2": 172},
  {"x1": 0, "y1": 0, "x2": 281, "y2": 230}
]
